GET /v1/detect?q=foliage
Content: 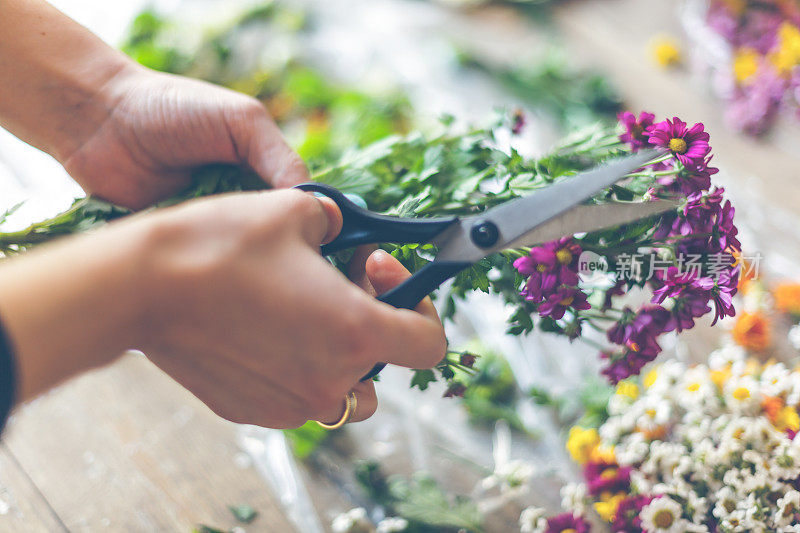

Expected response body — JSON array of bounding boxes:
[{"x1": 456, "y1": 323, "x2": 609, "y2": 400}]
[{"x1": 354, "y1": 460, "x2": 484, "y2": 532}]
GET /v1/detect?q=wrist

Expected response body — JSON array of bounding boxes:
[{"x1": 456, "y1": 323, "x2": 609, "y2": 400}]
[{"x1": 0, "y1": 219, "x2": 150, "y2": 401}]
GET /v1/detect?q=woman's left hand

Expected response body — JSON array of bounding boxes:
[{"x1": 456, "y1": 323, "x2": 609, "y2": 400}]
[{"x1": 60, "y1": 65, "x2": 307, "y2": 209}]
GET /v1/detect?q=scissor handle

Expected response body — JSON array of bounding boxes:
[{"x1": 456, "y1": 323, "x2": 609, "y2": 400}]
[
  {"x1": 294, "y1": 183, "x2": 470, "y2": 381},
  {"x1": 294, "y1": 183, "x2": 458, "y2": 255}
]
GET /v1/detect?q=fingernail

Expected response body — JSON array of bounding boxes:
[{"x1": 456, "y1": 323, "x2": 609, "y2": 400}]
[
  {"x1": 344, "y1": 193, "x2": 368, "y2": 209},
  {"x1": 371, "y1": 249, "x2": 389, "y2": 263}
]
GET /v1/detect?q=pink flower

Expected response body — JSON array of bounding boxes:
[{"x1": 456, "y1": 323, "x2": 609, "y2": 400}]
[
  {"x1": 538, "y1": 286, "x2": 591, "y2": 320},
  {"x1": 646, "y1": 117, "x2": 711, "y2": 166},
  {"x1": 584, "y1": 459, "x2": 631, "y2": 496},
  {"x1": 619, "y1": 111, "x2": 656, "y2": 151},
  {"x1": 611, "y1": 494, "x2": 657, "y2": 532},
  {"x1": 544, "y1": 513, "x2": 591, "y2": 533}
]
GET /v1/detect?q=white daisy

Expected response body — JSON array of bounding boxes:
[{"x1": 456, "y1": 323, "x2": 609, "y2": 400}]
[
  {"x1": 332, "y1": 507, "x2": 373, "y2": 533},
  {"x1": 641, "y1": 497, "x2": 685, "y2": 533}
]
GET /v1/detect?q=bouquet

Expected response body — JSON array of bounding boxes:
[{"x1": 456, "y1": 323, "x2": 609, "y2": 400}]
[
  {"x1": 525, "y1": 344, "x2": 800, "y2": 532},
  {"x1": 692, "y1": 0, "x2": 800, "y2": 135}
]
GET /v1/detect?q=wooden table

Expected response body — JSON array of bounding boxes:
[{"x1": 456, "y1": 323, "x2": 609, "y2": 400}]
[
  {"x1": 0, "y1": 354, "x2": 304, "y2": 532},
  {"x1": 1, "y1": 0, "x2": 797, "y2": 531}
]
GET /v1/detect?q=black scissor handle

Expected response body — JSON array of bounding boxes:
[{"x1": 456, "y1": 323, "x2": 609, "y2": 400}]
[
  {"x1": 294, "y1": 183, "x2": 459, "y2": 255},
  {"x1": 294, "y1": 183, "x2": 470, "y2": 381}
]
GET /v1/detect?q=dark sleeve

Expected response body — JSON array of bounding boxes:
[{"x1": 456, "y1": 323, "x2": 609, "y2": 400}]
[{"x1": 0, "y1": 315, "x2": 17, "y2": 433}]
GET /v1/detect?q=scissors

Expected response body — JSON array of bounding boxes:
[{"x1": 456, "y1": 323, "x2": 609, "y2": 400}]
[{"x1": 295, "y1": 149, "x2": 677, "y2": 381}]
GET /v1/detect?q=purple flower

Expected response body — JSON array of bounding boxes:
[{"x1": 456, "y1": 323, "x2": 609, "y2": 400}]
[
  {"x1": 544, "y1": 513, "x2": 591, "y2": 533},
  {"x1": 647, "y1": 117, "x2": 711, "y2": 166},
  {"x1": 602, "y1": 351, "x2": 652, "y2": 384},
  {"x1": 619, "y1": 111, "x2": 656, "y2": 151},
  {"x1": 511, "y1": 109, "x2": 526, "y2": 135},
  {"x1": 672, "y1": 188, "x2": 725, "y2": 237},
  {"x1": 725, "y1": 67, "x2": 786, "y2": 136},
  {"x1": 657, "y1": 156, "x2": 716, "y2": 195},
  {"x1": 584, "y1": 459, "x2": 631, "y2": 496},
  {"x1": 514, "y1": 238, "x2": 582, "y2": 304},
  {"x1": 651, "y1": 267, "x2": 716, "y2": 332},
  {"x1": 538, "y1": 286, "x2": 591, "y2": 320},
  {"x1": 611, "y1": 494, "x2": 657, "y2": 532},
  {"x1": 709, "y1": 267, "x2": 739, "y2": 324}
]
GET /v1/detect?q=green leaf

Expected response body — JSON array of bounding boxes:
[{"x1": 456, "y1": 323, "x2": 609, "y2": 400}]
[
  {"x1": 228, "y1": 504, "x2": 258, "y2": 524},
  {"x1": 410, "y1": 369, "x2": 436, "y2": 391}
]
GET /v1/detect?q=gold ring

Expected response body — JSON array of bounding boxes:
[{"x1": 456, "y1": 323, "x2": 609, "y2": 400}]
[{"x1": 315, "y1": 391, "x2": 357, "y2": 430}]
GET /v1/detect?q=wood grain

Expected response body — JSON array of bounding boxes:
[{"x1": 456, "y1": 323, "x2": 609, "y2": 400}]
[{"x1": 2, "y1": 354, "x2": 296, "y2": 532}]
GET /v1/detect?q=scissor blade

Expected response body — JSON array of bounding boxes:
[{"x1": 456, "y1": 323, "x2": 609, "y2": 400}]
[
  {"x1": 434, "y1": 149, "x2": 660, "y2": 262},
  {"x1": 504, "y1": 199, "x2": 681, "y2": 250}
]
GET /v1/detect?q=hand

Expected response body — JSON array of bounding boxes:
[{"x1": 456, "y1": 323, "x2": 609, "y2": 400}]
[
  {"x1": 61, "y1": 65, "x2": 307, "y2": 209},
  {"x1": 128, "y1": 189, "x2": 446, "y2": 428}
]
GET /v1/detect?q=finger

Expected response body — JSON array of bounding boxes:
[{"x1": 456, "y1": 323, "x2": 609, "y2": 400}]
[
  {"x1": 366, "y1": 250, "x2": 439, "y2": 321},
  {"x1": 365, "y1": 250, "x2": 447, "y2": 369},
  {"x1": 246, "y1": 111, "x2": 309, "y2": 188},
  {"x1": 346, "y1": 245, "x2": 378, "y2": 293},
  {"x1": 280, "y1": 190, "x2": 342, "y2": 247},
  {"x1": 317, "y1": 196, "x2": 343, "y2": 245},
  {"x1": 349, "y1": 381, "x2": 378, "y2": 423}
]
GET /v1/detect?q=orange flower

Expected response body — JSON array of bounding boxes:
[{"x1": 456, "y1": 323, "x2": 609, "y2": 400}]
[
  {"x1": 774, "y1": 283, "x2": 800, "y2": 315},
  {"x1": 762, "y1": 396, "x2": 784, "y2": 422},
  {"x1": 732, "y1": 312, "x2": 772, "y2": 352}
]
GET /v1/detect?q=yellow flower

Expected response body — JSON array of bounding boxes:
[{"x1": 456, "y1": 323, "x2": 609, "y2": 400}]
[
  {"x1": 733, "y1": 48, "x2": 761, "y2": 83},
  {"x1": 644, "y1": 368, "x2": 659, "y2": 389},
  {"x1": 769, "y1": 22, "x2": 800, "y2": 76},
  {"x1": 594, "y1": 492, "x2": 626, "y2": 522},
  {"x1": 566, "y1": 426, "x2": 600, "y2": 465},
  {"x1": 590, "y1": 444, "x2": 617, "y2": 464},
  {"x1": 775, "y1": 406, "x2": 800, "y2": 432},
  {"x1": 649, "y1": 35, "x2": 682, "y2": 68},
  {"x1": 711, "y1": 365, "x2": 731, "y2": 390},
  {"x1": 616, "y1": 381, "x2": 640, "y2": 400}
]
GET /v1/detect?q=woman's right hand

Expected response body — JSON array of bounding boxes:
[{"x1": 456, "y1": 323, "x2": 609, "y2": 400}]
[{"x1": 0, "y1": 189, "x2": 447, "y2": 427}]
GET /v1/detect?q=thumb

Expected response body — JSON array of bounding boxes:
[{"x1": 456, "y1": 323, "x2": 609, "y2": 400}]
[
  {"x1": 365, "y1": 250, "x2": 439, "y2": 320},
  {"x1": 365, "y1": 249, "x2": 413, "y2": 295}
]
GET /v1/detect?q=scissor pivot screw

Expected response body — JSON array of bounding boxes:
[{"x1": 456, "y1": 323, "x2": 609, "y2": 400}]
[{"x1": 471, "y1": 221, "x2": 499, "y2": 249}]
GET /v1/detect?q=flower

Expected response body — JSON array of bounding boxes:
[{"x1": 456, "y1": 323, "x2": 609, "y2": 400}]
[
  {"x1": 769, "y1": 22, "x2": 800, "y2": 76},
  {"x1": 611, "y1": 494, "x2": 656, "y2": 532},
  {"x1": 594, "y1": 492, "x2": 626, "y2": 522},
  {"x1": 566, "y1": 426, "x2": 601, "y2": 465},
  {"x1": 514, "y1": 237, "x2": 581, "y2": 303},
  {"x1": 732, "y1": 311, "x2": 772, "y2": 351},
  {"x1": 640, "y1": 497, "x2": 684, "y2": 533},
  {"x1": 512, "y1": 109, "x2": 527, "y2": 135},
  {"x1": 619, "y1": 111, "x2": 656, "y2": 151},
  {"x1": 543, "y1": 512, "x2": 591, "y2": 533},
  {"x1": 538, "y1": 286, "x2": 591, "y2": 320},
  {"x1": 773, "y1": 283, "x2": 800, "y2": 315},
  {"x1": 376, "y1": 517, "x2": 408, "y2": 533},
  {"x1": 649, "y1": 35, "x2": 682, "y2": 68},
  {"x1": 519, "y1": 506, "x2": 547, "y2": 533},
  {"x1": 733, "y1": 47, "x2": 761, "y2": 83},
  {"x1": 584, "y1": 459, "x2": 631, "y2": 496},
  {"x1": 647, "y1": 118, "x2": 711, "y2": 166},
  {"x1": 332, "y1": 508, "x2": 372, "y2": 533}
]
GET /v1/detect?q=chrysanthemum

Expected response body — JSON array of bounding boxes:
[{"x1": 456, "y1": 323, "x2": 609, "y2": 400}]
[
  {"x1": 619, "y1": 111, "x2": 656, "y2": 151},
  {"x1": 543, "y1": 512, "x2": 591, "y2": 533},
  {"x1": 640, "y1": 496, "x2": 685, "y2": 533},
  {"x1": 647, "y1": 117, "x2": 711, "y2": 166}
]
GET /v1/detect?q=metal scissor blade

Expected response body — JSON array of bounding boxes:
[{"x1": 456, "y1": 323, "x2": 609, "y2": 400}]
[
  {"x1": 504, "y1": 199, "x2": 681, "y2": 249},
  {"x1": 434, "y1": 149, "x2": 660, "y2": 262}
]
